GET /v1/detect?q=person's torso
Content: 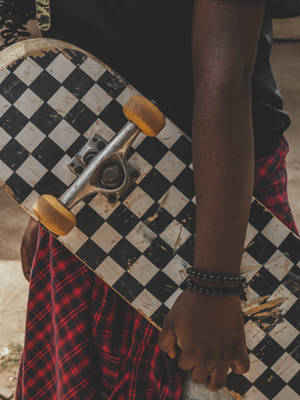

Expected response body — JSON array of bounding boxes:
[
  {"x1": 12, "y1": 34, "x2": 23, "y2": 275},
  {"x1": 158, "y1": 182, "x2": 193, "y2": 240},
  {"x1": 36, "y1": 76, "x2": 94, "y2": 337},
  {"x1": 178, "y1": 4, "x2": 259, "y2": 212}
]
[{"x1": 44, "y1": 0, "x2": 297, "y2": 157}]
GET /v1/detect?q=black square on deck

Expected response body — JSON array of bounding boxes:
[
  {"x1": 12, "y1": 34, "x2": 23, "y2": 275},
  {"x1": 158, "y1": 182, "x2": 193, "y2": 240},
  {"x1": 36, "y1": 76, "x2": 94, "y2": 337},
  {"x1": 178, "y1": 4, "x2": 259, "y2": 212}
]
[
  {"x1": 34, "y1": 171, "x2": 67, "y2": 198},
  {"x1": 76, "y1": 239, "x2": 106, "y2": 270},
  {"x1": 254, "y1": 369, "x2": 285, "y2": 399},
  {"x1": 113, "y1": 273, "x2": 144, "y2": 303},
  {"x1": 76, "y1": 205, "x2": 105, "y2": 238},
  {"x1": 31, "y1": 103, "x2": 62, "y2": 135},
  {"x1": 32, "y1": 138, "x2": 65, "y2": 170},
  {"x1": 30, "y1": 71, "x2": 61, "y2": 102},
  {"x1": 0, "y1": 106, "x2": 28, "y2": 138},
  {"x1": 0, "y1": 140, "x2": 29, "y2": 171},
  {"x1": 109, "y1": 238, "x2": 141, "y2": 270}
]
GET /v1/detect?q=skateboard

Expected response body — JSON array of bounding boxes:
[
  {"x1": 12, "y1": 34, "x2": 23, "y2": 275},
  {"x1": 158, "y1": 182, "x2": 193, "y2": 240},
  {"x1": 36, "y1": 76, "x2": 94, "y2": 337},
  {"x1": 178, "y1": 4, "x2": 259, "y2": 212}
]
[{"x1": 0, "y1": 39, "x2": 299, "y2": 399}]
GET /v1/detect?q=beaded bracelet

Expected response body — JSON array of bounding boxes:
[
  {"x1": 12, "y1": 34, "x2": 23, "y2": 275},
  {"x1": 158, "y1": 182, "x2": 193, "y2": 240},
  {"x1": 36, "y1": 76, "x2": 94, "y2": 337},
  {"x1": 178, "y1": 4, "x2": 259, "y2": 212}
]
[
  {"x1": 185, "y1": 278, "x2": 247, "y2": 301},
  {"x1": 186, "y1": 267, "x2": 246, "y2": 283}
]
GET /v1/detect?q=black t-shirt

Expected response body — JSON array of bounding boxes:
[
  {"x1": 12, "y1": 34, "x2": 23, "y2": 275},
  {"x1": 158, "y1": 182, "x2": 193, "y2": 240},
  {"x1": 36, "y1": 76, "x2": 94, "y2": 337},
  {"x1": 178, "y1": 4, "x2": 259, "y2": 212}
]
[{"x1": 44, "y1": 0, "x2": 300, "y2": 158}]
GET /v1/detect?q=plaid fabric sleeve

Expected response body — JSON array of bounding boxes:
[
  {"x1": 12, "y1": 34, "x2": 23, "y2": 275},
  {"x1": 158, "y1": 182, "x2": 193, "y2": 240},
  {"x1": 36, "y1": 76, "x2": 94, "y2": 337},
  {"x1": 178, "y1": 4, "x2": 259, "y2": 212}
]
[{"x1": 16, "y1": 135, "x2": 298, "y2": 400}]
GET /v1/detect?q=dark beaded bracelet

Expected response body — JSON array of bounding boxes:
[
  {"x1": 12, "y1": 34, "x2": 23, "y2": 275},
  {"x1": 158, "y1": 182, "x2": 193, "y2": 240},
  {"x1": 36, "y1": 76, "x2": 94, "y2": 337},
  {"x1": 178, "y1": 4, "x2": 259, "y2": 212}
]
[
  {"x1": 186, "y1": 268, "x2": 246, "y2": 283},
  {"x1": 185, "y1": 278, "x2": 247, "y2": 301}
]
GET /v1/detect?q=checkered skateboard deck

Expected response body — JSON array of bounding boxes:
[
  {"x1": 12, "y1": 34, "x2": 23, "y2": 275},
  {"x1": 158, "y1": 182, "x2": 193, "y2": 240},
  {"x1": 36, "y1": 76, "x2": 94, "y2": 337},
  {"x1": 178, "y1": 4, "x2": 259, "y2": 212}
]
[{"x1": 0, "y1": 39, "x2": 299, "y2": 399}]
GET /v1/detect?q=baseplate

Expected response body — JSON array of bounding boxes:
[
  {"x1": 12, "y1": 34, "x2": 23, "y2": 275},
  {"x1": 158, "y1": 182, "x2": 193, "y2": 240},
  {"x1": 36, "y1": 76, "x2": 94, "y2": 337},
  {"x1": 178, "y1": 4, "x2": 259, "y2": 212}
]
[{"x1": 0, "y1": 39, "x2": 299, "y2": 399}]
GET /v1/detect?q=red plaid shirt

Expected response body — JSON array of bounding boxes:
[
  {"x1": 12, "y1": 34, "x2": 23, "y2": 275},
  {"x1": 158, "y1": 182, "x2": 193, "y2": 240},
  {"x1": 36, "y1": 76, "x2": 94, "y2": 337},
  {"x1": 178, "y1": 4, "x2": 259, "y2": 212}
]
[{"x1": 16, "y1": 135, "x2": 298, "y2": 400}]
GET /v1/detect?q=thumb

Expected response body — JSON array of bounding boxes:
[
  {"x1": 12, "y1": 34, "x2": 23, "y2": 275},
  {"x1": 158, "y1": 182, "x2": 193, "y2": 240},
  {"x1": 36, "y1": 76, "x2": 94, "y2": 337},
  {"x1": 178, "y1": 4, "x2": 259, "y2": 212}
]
[{"x1": 158, "y1": 319, "x2": 177, "y2": 359}]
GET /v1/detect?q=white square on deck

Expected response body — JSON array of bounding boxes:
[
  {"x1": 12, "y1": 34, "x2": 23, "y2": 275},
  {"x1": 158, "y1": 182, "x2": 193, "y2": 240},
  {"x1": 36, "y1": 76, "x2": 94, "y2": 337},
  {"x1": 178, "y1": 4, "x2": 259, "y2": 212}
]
[
  {"x1": 47, "y1": 86, "x2": 78, "y2": 118},
  {"x1": 81, "y1": 84, "x2": 112, "y2": 115},
  {"x1": 51, "y1": 155, "x2": 76, "y2": 186},
  {"x1": 162, "y1": 255, "x2": 189, "y2": 285},
  {"x1": 273, "y1": 386, "x2": 299, "y2": 400},
  {"x1": 164, "y1": 287, "x2": 183, "y2": 309},
  {"x1": 16, "y1": 155, "x2": 47, "y2": 187},
  {"x1": 22, "y1": 191, "x2": 40, "y2": 214},
  {"x1": 268, "y1": 284, "x2": 297, "y2": 315},
  {"x1": 156, "y1": 119, "x2": 183, "y2": 149},
  {"x1": 116, "y1": 86, "x2": 139, "y2": 106},
  {"x1": 155, "y1": 151, "x2": 185, "y2": 182},
  {"x1": 0, "y1": 160, "x2": 13, "y2": 182},
  {"x1": 14, "y1": 58, "x2": 43, "y2": 86},
  {"x1": 123, "y1": 186, "x2": 154, "y2": 218},
  {"x1": 127, "y1": 255, "x2": 159, "y2": 286},
  {"x1": 128, "y1": 152, "x2": 152, "y2": 184},
  {"x1": 71, "y1": 201, "x2": 86, "y2": 215},
  {"x1": 46, "y1": 53, "x2": 76, "y2": 83},
  {"x1": 60, "y1": 227, "x2": 88, "y2": 253},
  {"x1": 79, "y1": 57, "x2": 106, "y2": 81},
  {"x1": 0, "y1": 128, "x2": 11, "y2": 151},
  {"x1": 271, "y1": 353, "x2": 300, "y2": 382},
  {"x1": 15, "y1": 122, "x2": 46, "y2": 152},
  {"x1": 49, "y1": 120, "x2": 80, "y2": 151},
  {"x1": 244, "y1": 320, "x2": 266, "y2": 351},
  {"x1": 244, "y1": 224, "x2": 259, "y2": 249},
  {"x1": 244, "y1": 386, "x2": 268, "y2": 400},
  {"x1": 265, "y1": 250, "x2": 294, "y2": 281},
  {"x1": 126, "y1": 221, "x2": 156, "y2": 253},
  {"x1": 131, "y1": 132, "x2": 146, "y2": 150},
  {"x1": 84, "y1": 119, "x2": 115, "y2": 142},
  {"x1": 240, "y1": 252, "x2": 261, "y2": 283},
  {"x1": 244, "y1": 353, "x2": 268, "y2": 383},
  {"x1": 132, "y1": 289, "x2": 161, "y2": 317},
  {"x1": 269, "y1": 319, "x2": 299, "y2": 349},
  {"x1": 242, "y1": 286, "x2": 264, "y2": 307},
  {"x1": 262, "y1": 216, "x2": 291, "y2": 247},
  {"x1": 89, "y1": 194, "x2": 120, "y2": 220},
  {"x1": 91, "y1": 222, "x2": 122, "y2": 253},
  {"x1": 95, "y1": 256, "x2": 125, "y2": 286},
  {"x1": 14, "y1": 89, "x2": 44, "y2": 119},
  {"x1": 160, "y1": 220, "x2": 191, "y2": 250},
  {"x1": 159, "y1": 186, "x2": 189, "y2": 217},
  {"x1": 0, "y1": 68, "x2": 9, "y2": 84},
  {"x1": 0, "y1": 95, "x2": 10, "y2": 117}
]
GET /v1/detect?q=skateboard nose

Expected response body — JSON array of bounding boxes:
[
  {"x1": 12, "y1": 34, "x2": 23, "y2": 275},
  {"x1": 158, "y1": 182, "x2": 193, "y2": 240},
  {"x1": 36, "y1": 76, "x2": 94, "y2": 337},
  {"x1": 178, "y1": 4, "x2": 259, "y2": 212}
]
[{"x1": 101, "y1": 165, "x2": 124, "y2": 188}]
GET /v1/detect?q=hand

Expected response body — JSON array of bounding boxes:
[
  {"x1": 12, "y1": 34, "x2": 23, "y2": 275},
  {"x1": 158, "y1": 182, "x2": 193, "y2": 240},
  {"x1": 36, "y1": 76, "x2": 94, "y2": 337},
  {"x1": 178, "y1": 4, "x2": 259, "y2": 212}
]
[
  {"x1": 158, "y1": 290, "x2": 249, "y2": 391},
  {"x1": 20, "y1": 217, "x2": 39, "y2": 282}
]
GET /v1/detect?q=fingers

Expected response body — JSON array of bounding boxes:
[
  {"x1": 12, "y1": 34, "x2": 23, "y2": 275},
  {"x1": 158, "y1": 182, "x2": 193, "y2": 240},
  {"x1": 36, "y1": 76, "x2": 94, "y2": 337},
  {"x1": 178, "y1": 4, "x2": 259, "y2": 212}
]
[
  {"x1": 178, "y1": 349, "x2": 198, "y2": 371},
  {"x1": 231, "y1": 349, "x2": 250, "y2": 375},
  {"x1": 191, "y1": 363, "x2": 211, "y2": 383},
  {"x1": 206, "y1": 366, "x2": 229, "y2": 391},
  {"x1": 158, "y1": 322, "x2": 177, "y2": 359}
]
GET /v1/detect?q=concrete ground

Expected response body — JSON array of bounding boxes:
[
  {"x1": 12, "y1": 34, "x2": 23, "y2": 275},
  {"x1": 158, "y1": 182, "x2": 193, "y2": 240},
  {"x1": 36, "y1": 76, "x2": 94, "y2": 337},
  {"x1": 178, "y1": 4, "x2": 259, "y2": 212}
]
[{"x1": 0, "y1": 42, "x2": 299, "y2": 399}]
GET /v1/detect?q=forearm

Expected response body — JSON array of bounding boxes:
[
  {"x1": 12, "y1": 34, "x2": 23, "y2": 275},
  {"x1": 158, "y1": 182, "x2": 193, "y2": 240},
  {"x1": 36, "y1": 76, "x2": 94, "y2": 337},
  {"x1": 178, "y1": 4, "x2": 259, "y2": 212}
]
[{"x1": 192, "y1": 79, "x2": 254, "y2": 275}]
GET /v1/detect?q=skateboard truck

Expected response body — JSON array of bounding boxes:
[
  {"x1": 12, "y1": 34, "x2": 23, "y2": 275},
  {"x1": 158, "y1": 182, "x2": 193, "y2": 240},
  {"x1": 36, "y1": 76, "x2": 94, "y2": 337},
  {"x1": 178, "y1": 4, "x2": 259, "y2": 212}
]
[
  {"x1": 61, "y1": 121, "x2": 141, "y2": 209},
  {"x1": 33, "y1": 95, "x2": 166, "y2": 236}
]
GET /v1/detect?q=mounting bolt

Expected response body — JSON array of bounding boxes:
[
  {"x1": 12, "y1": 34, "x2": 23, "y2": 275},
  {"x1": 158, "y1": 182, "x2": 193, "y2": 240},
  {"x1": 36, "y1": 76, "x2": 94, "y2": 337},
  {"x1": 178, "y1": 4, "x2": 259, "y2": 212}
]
[
  {"x1": 74, "y1": 165, "x2": 84, "y2": 175},
  {"x1": 101, "y1": 165, "x2": 124, "y2": 188}
]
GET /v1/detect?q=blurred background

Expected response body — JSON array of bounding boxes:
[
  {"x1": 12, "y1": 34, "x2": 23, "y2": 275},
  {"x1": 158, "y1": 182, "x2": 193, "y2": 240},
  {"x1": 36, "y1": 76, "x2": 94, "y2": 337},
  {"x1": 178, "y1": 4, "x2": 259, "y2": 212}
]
[{"x1": 0, "y1": 18, "x2": 299, "y2": 399}]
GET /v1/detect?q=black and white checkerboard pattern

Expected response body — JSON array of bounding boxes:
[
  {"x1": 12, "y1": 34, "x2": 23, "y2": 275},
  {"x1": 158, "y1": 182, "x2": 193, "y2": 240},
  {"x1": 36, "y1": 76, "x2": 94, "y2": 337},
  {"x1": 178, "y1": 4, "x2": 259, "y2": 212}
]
[{"x1": 0, "y1": 42, "x2": 299, "y2": 399}]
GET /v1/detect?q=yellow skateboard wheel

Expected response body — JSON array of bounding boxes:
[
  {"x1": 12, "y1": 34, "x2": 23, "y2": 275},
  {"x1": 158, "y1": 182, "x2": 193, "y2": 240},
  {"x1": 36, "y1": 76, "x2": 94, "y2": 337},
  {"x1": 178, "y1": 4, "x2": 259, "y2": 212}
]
[
  {"x1": 33, "y1": 195, "x2": 76, "y2": 236},
  {"x1": 123, "y1": 95, "x2": 165, "y2": 137}
]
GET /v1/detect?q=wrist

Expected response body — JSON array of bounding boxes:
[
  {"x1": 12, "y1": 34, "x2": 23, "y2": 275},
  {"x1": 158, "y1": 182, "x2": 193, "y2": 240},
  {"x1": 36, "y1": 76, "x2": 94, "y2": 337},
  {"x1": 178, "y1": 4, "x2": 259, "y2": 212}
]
[
  {"x1": 185, "y1": 278, "x2": 246, "y2": 300},
  {"x1": 187, "y1": 267, "x2": 245, "y2": 284},
  {"x1": 189, "y1": 276, "x2": 242, "y2": 289}
]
